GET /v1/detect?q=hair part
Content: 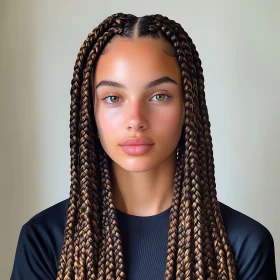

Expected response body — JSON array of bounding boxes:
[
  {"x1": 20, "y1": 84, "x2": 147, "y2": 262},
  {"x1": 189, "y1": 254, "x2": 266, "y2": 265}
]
[
  {"x1": 56, "y1": 13, "x2": 237, "y2": 280},
  {"x1": 101, "y1": 17, "x2": 176, "y2": 57}
]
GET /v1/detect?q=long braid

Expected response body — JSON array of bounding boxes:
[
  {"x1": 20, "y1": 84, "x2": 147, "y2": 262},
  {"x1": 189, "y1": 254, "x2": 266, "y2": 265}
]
[
  {"x1": 175, "y1": 25, "x2": 218, "y2": 279},
  {"x1": 181, "y1": 30, "x2": 237, "y2": 279},
  {"x1": 170, "y1": 18, "x2": 237, "y2": 279},
  {"x1": 74, "y1": 47, "x2": 99, "y2": 279},
  {"x1": 165, "y1": 148, "x2": 184, "y2": 279},
  {"x1": 96, "y1": 208, "x2": 106, "y2": 279},
  {"x1": 179, "y1": 30, "x2": 218, "y2": 278},
  {"x1": 99, "y1": 150, "x2": 125, "y2": 279},
  {"x1": 56, "y1": 13, "x2": 237, "y2": 280},
  {"x1": 195, "y1": 50, "x2": 237, "y2": 279},
  {"x1": 189, "y1": 35, "x2": 231, "y2": 279},
  {"x1": 96, "y1": 143, "x2": 110, "y2": 279},
  {"x1": 193, "y1": 67, "x2": 218, "y2": 279},
  {"x1": 178, "y1": 32, "x2": 205, "y2": 280},
  {"x1": 97, "y1": 149, "x2": 113, "y2": 279}
]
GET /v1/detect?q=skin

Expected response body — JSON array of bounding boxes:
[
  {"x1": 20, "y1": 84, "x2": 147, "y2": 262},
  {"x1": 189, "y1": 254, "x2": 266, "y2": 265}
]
[{"x1": 93, "y1": 37, "x2": 185, "y2": 216}]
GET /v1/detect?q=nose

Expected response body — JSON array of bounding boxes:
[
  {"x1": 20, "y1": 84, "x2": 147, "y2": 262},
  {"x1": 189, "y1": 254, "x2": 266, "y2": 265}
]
[{"x1": 126, "y1": 99, "x2": 148, "y2": 132}]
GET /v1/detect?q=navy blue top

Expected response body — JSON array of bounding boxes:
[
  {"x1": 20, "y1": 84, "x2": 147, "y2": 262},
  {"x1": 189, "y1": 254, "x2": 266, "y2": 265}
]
[{"x1": 11, "y1": 199, "x2": 277, "y2": 279}]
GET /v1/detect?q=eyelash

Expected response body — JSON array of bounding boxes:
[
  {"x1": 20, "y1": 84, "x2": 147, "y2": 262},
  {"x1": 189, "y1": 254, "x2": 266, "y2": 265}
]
[{"x1": 102, "y1": 93, "x2": 172, "y2": 104}]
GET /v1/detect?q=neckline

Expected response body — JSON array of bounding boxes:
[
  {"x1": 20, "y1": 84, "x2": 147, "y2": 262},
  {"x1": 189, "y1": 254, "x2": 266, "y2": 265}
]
[{"x1": 115, "y1": 206, "x2": 172, "y2": 219}]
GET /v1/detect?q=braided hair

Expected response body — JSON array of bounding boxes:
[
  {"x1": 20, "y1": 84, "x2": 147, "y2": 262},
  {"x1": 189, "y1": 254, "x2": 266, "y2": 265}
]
[{"x1": 56, "y1": 13, "x2": 237, "y2": 280}]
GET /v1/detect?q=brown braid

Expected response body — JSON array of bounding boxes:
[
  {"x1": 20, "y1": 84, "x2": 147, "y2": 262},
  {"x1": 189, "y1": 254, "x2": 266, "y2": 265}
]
[
  {"x1": 56, "y1": 13, "x2": 237, "y2": 280},
  {"x1": 178, "y1": 26, "x2": 237, "y2": 279}
]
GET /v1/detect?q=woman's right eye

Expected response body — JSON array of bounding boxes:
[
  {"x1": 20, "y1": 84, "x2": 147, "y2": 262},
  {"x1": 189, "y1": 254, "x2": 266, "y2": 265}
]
[{"x1": 103, "y1": 95, "x2": 121, "y2": 104}]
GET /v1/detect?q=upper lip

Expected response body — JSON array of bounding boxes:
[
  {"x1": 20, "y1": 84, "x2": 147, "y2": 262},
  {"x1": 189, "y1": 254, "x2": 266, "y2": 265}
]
[{"x1": 120, "y1": 137, "x2": 154, "y2": 146}]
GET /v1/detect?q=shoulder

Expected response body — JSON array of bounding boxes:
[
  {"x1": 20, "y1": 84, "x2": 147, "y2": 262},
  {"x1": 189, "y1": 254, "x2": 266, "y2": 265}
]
[
  {"x1": 218, "y1": 201, "x2": 273, "y2": 241},
  {"x1": 11, "y1": 199, "x2": 69, "y2": 279},
  {"x1": 218, "y1": 201, "x2": 277, "y2": 279},
  {"x1": 21, "y1": 198, "x2": 69, "y2": 259},
  {"x1": 23, "y1": 198, "x2": 69, "y2": 232}
]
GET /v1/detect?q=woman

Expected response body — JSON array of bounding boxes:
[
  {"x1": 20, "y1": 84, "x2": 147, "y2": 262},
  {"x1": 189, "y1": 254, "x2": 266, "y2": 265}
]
[{"x1": 11, "y1": 13, "x2": 277, "y2": 280}]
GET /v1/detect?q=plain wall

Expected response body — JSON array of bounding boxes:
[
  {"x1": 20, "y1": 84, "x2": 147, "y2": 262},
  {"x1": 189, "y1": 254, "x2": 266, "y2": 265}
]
[{"x1": 1, "y1": 0, "x2": 279, "y2": 278}]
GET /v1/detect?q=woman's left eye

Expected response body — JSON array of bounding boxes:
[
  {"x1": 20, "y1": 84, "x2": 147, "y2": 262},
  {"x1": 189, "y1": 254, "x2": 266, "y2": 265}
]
[{"x1": 151, "y1": 93, "x2": 171, "y2": 102}]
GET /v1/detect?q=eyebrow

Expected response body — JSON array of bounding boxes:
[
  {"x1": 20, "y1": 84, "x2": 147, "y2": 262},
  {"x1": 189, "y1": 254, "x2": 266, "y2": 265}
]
[{"x1": 95, "y1": 76, "x2": 178, "y2": 91}]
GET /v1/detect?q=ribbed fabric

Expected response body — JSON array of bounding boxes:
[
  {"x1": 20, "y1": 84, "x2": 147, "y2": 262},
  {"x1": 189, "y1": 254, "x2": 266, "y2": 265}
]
[{"x1": 116, "y1": 207, "x2": 171, "y2": 280}]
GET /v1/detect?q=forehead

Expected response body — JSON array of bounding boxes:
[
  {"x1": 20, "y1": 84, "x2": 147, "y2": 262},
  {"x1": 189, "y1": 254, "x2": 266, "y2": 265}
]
[
  {"x1": 93, "y1": 37, "x2": 180, "y2": 82},
  {"x1": 101, "y1": 36, "x2": 176, "y2": 56}
]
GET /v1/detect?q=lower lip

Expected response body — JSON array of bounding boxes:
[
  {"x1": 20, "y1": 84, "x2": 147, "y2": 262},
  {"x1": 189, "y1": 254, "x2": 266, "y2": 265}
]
[{"x1": 120, "y1": 145, "x2": 153, "y2": 156}]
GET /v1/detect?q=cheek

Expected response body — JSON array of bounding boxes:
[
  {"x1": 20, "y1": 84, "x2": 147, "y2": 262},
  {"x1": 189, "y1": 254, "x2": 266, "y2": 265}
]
[
  {"x1": 157, "y1": 107, "x2": 183, "y2": 133},
  {"x1": 95, "y1": 109, "x2": 122, "y2": 143}
]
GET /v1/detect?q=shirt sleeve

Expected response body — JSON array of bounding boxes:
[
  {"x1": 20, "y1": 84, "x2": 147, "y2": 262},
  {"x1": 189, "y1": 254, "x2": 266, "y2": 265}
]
[
  {"x1": 237, "y1": 225, "x2": 277, "y2": 280},
  {"x1": 10, "y1": 223, "x2": 56, "y2": 280}
]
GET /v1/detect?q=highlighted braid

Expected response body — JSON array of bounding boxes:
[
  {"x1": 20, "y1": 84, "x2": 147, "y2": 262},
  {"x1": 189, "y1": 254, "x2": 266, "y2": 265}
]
[{"x1": 56, "y1": 13, "x2": 237, "y2": 280}]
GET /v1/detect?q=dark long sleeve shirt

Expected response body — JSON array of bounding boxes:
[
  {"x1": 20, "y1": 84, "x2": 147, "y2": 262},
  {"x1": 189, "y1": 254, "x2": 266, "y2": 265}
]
[{"x1": 10, "y1": 199, "x2": 277, "y2": 279}]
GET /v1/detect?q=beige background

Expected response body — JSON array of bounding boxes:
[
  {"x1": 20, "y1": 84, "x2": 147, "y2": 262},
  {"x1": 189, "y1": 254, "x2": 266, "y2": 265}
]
[{"x1": 1, "y1": 0, "x2": 279, "y2": 278}]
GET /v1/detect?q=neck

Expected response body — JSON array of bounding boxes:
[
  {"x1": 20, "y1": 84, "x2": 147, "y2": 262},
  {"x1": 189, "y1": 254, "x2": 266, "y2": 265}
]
[{"x1": 111, "y1": 151, "x2": 176, "y2": 216}]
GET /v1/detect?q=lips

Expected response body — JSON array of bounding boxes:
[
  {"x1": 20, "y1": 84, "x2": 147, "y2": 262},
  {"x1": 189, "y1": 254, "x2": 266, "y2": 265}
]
[
  {"x1": 120, "y1": 137, "x2": 154, "y2": 146},
  {"x1": 120, "y1": 138, "x2": 154, "y2": 156}
]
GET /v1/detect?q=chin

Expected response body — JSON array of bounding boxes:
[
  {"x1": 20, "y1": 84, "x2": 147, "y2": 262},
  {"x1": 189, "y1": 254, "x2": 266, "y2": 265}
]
[
  {"x1": 114, "y1": 157, "x2": 161, "y2": 173},
  {"x1": 119, "y1": 158, "x2": 158, "y2": 173}
]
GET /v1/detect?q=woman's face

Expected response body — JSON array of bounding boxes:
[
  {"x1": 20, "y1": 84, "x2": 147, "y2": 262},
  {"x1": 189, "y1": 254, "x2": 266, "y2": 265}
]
[{"x1": 93, "y1": 37, "x2": 185, "y2": 172}]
